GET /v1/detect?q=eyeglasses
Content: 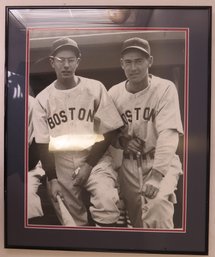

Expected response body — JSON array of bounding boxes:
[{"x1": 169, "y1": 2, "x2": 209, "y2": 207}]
[{"x1": 51, "y1": 56, "x2": 79, "y2": 65}]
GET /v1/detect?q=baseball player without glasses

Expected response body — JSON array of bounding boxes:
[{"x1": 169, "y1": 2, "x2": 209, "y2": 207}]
[{"x1": 109, "y1": 37, "x2": 183, "y2": 228}]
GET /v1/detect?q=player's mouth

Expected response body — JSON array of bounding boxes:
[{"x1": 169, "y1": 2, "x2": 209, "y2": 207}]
[
  {"x1": 129, "y1": 73, "x2": 139, "y2": 78},
  {"x1": 62, "y1": 71, "x2": 72, "y2": 76}
]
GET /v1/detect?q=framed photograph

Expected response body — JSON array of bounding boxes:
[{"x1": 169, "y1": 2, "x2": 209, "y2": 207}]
[{"x1": 5, "y1": 6, "x2": 211, "y2": 254}]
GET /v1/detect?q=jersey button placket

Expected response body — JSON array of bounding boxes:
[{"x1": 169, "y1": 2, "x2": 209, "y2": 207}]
[
  {"x1": 67, "y1": 94, "x2": 73, "y2": 135},
  {"x1": 132, "y1": 95, "x2": 139, "y2": 138}
]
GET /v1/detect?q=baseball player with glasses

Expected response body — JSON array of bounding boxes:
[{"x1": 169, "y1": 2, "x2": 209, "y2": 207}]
[
  {"x1": 32, "y1": 37, "x2": 123, "y2": 226},
  {"x1": 109, "y1": 37, "x2": 183, "y2": 228}
]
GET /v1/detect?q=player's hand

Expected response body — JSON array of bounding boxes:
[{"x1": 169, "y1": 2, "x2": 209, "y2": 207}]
[
  {"x1": 125, "y1": 137, "x2": 144, "y2": 154},
  {"x1": 143, "y1": 169, "x2": 163, "y2": 199},
  {"x1": 73, "y1": 163, "x2": 93, "y2": 186},
  {"x1": 49, "y1": 178, "x2": 63, "y2": 202}
]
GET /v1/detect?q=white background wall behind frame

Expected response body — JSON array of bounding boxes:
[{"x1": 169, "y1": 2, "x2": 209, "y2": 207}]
[{"x1": 0, "y1": 0, "x2": 214, "y2": 257}]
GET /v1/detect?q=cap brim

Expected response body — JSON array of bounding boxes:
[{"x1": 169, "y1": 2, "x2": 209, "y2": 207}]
[
  {"x1": 121, "y1": 46, "x2": 150, "y2": 56},
  {"x1": 50, "y1": 44, "x2": 80, "y2": 56}
]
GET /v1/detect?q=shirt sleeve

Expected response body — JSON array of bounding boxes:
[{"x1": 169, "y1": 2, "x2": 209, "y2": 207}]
[
  {"x1": 86, "y1": 130, "x2": 118, "y2": 167},
  {"x1": 33, "y1": 97, "x2": 50, "y2": 144},
  {"x1": 94, "y1": 84, "x2": 124, "y2": 134},
  {"x1": 152, "y1": 129, "x2": 179, "y2": 176},
  {"x1": 155, "y1": 83, "x2": 183, "y2": 135}
]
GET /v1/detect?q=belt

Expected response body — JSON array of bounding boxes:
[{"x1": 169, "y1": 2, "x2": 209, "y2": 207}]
[{"x1": 123, "y1": 149, "x2": 155, "y2": 160}]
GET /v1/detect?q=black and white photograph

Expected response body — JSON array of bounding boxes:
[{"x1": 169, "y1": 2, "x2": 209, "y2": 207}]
[
  {"x1": 27, "y1": 27, "x2": 187, "y2": 231},
  {"x1": 5, "y1": 7, "x2": 211, "y2": 254}
]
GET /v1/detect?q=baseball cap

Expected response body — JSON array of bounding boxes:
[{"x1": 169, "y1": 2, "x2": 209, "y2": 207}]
[
  {"x1": 121, "y1": 37, "x2": 151, "y2": 56},
  {"x1": 50, "y1": 37, "x2": 81, "y2": 57}
]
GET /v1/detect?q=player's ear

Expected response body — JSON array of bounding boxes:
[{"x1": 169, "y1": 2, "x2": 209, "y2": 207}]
[
  {"x1": 120, "y1": 58, "x2": 125, "y2": 70},
  {"x1": 49, "y1": 56, "x2": 55, "y2": 68},
  {"x1": 76, "y1": 57, "x2": 81, "y2": 66},
  {"x1": 148, "y1": 56, "x2": 153, "y2": 68}
]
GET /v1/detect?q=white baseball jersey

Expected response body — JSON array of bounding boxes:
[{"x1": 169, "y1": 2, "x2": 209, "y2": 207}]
[
  {"x1": 108, "y1": 74, "x2": 183, "y2": 175},
  {"x1": 33, "y1": 76, "x2": 123, "y2": 149},
  {"x1": 32, "y1": 76, "x2": 123, "y2": 225}
]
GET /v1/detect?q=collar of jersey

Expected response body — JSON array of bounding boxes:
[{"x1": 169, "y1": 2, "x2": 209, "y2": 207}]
[
  {"x1": 124, "y1": 74, "x2": 153, "y2": 96},
  {"x1": 53, "y1": 77, "x2": 82, "y2": 92}
]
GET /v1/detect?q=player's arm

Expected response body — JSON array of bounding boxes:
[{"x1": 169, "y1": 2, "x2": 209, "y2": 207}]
[
  {"x1": 152, "y1": 128, "x2": 179, "y2": 176},
  {"x1": 33, "y1": 98, "x2": 63, "y2": 201},
  {"x1": 32, "y1": 99, "x2": 57, "y2": 180},
  {"x1": 118, "y1": 135, "x2": 144, "y2": 153},
  {"x1": 28, "y1": 138, "x2": 40, "y2": 170},
  {"x1": 36, "y1": 143, "x2": 63, "y2": 201},
  {"x1": 87, "y1": 129, "x2": 118, "y2": 166},
  {"x1": 37, "y1": 143, "x2": 57, "y2": 180},
  {"x1": 152, "y1": 83, "x2": 183, "y2": 177},
  {"x1": 111, "y1": 129, "x2": 144, "y2": 155},
  {"x1": 144, "y1": 84, "x2": 183, "y2": 198},
  {"x1": 144, "y1": 129, "x2": 179, "y2": 199},
  {"x1": 73, "y1": 129, "x2": 118, "y2": 186}
]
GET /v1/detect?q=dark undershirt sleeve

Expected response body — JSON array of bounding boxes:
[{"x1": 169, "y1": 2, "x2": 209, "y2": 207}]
[
  {"x1": 28, "y1": 138, "x2": 40, "y2": 171},
  {"x1": 37, "y1": 143, "x2": 57, "y2": 181},
  {"x1": 86, "y1": 130, "x2": 118, "y2": 167}
]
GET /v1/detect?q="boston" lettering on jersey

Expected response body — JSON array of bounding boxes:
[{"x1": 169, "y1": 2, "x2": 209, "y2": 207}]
[
  {"x1": 47, "y1": 107, "x2": 95, "y2": 129},
  {"x1": 121, "y1": 107, "x2": 156, "y2": 124}
]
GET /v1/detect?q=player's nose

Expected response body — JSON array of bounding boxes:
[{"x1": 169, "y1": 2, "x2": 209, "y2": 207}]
[
  {"x1": 63, "y1": 59, "x2": 70, "y2": 68},
  {"x1": 130, "y1": 62, "x2": 137, "y2": 70}
]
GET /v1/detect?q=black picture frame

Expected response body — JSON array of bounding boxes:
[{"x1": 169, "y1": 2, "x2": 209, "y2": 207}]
[{"x1": 4, "y1": 6, "x2": 211, "y2": 255}]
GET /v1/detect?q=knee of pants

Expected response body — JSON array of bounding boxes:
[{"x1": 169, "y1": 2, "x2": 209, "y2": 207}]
[
  {"x1": 92, "y1": 186, "x2": 119, "y2": 210},
  {"x1": 145, "y1": 197, "x2": 174, "y2": 219},
  {"x1": 28, "y1": 194, "x2": 44, "y2": 219},
  {"x1": 142, "y1": 197, "x2": 174, "y2": 229},
  {"x1": 28, "y1": 177, "x2": 41, "y2": 193},
  {"x1": 90, "y1": 187, "x2": 120, "y2": 223}
]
